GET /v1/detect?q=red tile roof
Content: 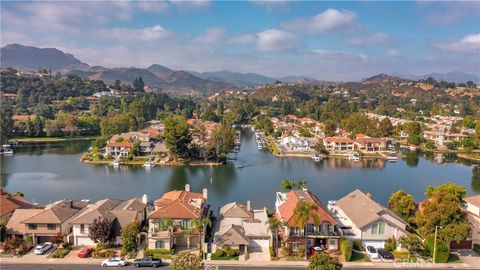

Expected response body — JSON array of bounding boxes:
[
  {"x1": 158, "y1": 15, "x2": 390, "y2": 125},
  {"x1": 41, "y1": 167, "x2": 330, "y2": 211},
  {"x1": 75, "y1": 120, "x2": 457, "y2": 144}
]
[
  {"x1": 277, "y1": 190, "x2": 336, "y2": 226},
  {"x1": 106, "y1": 142, "x2": 134, "y2": 148},
  {"x1": 149, "y1": 190, "x2": 206, "y2": 219},
  {"x1": 11, "y1": 115, "x2": 32, "y2": 121},
  {"x1": 324, "y1": 137, "x2": 354, "y2": 143}
]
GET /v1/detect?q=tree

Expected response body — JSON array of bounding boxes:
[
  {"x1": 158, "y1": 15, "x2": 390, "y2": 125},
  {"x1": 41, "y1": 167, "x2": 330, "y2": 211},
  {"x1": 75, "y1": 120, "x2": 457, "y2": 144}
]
[
  {"x1": 100, "y1": 113, "x2": 140, "y2": 137},
  {"x1": 130, "y1": 141, "x2": 141, "y2": 156},
  {"x1": 280, "y1": 180, "x2": 294, "y2": 191},
  {"x1": 307, "y1": 252, "x2": 343, "y2": 270},
  {"x1": 188, "y1": 217, "x2": 212, "y2": 257},
  {"x1": 292, "y1": 201, "x2": 320, "y2": 260},
  {"x1": 415, "y1": 184, "x2": 470, "y2": 243},
  {"x1": 210, "y1": 122, "x2": 236, "y2": 161},
  {"x1": 163, "y1": 115, "x2": 192, "y2": 160},
  {"x1": 377, "y1": 117, "x2": 393, "y2": 137},
  {"x1": 0, "y1": 104, "x2": 14, "y2": 144},
  {"x1": 254, "y1": 115, "x2": 274, "y2": 135},
  {"x1": 113, "y1": 80, "x2": 121, "y2": 89},
  {"x1": 472, "y1": 166, "x2": 480, "y2": 193},
  {"x1": 133, "y1": 77, "x2": 145, "y2": 92},
  {"x1": 398, "y1": 234, "x2": 425, "y2": 257},
  {"x1": 88, "y1": 216, "x2": 112, "y2": 244},
  {"x1": 121, "y1": 221, "x2": 140, "y2": 253},
  {"x1": 388, "y1": 190, "x2": 416, "y2": 222},
  {"x1": 170, "y1": 252, "x2": 203, "y2": 270},
  {"x1": 267, "y1": 217, "x2": 283, "y2": 258},
  {"x1": 323, "y1": 120, "x2": 336, "y2": 137}
]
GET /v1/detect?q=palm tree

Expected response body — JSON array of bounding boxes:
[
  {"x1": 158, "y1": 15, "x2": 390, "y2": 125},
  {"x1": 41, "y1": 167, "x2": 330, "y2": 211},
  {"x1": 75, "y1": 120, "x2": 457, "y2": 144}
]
[
  {"x1": 295, "y1": 180, "x2": 308, "y2": 190},
  {"x1": 189, "y1": 217, "x2": 212, "y2": 258},
  {"x1": 280, "y1": 180, "x2": 294, "y2": 191},
  {"x1": 267, "y1": 217, "x2": 283, "y2": 258},
  {"x1": 292, "y1": 201, "x2": 320, "y2": 260}
]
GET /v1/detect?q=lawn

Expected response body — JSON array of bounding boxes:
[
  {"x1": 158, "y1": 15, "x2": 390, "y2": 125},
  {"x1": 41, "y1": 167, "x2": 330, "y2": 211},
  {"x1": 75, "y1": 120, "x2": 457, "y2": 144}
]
[
  {"x1": 393, "y1": 250, "x2": 417, "y2": 262},
  {"x1": 447, "y1": 253, "x2": 462, "y2": 263},
  {"x1": 350, "y1": 251, "x2": 370, "y2": 262},
  {"x1": 211, "y1": 254, "x2": 239, "y2": 260},
  {"x1": 285, "y1": 256, "x2": 305, "y2": 261}
]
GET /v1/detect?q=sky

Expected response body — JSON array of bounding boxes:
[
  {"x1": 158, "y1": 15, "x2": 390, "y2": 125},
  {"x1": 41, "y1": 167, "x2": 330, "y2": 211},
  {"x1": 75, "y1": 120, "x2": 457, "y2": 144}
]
[{"x1": 1, "y1": 0, "x2": 479, "y2": 81}]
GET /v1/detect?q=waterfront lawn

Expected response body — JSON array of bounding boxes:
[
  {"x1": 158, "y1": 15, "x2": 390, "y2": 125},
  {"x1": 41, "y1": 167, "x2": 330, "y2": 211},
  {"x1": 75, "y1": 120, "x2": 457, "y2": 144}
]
[{"x1": 350, "y1": 251, "x2": 370, "y2": 262}]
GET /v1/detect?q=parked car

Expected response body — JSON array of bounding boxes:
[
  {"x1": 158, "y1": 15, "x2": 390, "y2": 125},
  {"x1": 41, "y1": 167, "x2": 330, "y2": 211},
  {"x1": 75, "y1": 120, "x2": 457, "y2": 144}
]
[
  {"x1": 77, "y1": 248, "x2": 93, "y2": 258},
  {"x1": 309, "y1": 246, "x2": 323, "y2": 255},
  {"x1": 366, "y1": 245, "x2": 379, "y2": 259},
  {"x1": 377, "y1": 248, "x2": 395, "y2": 260},
  {"x1": 133, "y1": 256, "x2": 162, "y2": 267},
  {"x1": 101, "y1": 257, "x2": 128, "y2": 267},
  {"x1": 33, "y1": 242, "x2": 52, "y2": 255}
]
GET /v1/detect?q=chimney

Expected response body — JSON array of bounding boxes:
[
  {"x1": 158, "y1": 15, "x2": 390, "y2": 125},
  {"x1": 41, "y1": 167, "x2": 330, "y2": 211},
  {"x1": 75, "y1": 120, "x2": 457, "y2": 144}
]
[
  {"x1": 142, "y1": 194, "x2": 148, "y2": 204},
  {"x1": 247, "y1": 200, "x2": 251, "y2": 212},
  {"x1": 367, "y1": 193, "x2": 372, "y2": 199},
  {"x1": 202, "y1": 188, "x2": 208, "y2": 200},
  {"x1": 185, "y1": 184, "x2": 190, "y2": 192}
]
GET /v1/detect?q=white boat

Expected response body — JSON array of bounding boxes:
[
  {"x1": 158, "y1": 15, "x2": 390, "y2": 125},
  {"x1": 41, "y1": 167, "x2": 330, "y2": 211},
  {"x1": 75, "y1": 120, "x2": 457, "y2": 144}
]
[
  {"x1": 2, "y1": 144, "x2": 12, "y2": 148},
  {"x1": 112, "y1": 159, "x2": 120, "y2": 167},
  {"x1": 386, "y1": 154, "x2": 398, "y2": 162},
  {"x1": 142, "y1": 160, "x2": 155, "y2": 168},
  {"x1": 257, "y1": 144, "x2": 263, "y2": 150},
  {"x1": 313, "y1": 154, "x2": 321, "y2": 162},
  {"x1": 1, "y1": 148, "x2": 13, "y2": 155},
  {"x1": 348, "y1": 153, "x2": 361, "y2": 161}
]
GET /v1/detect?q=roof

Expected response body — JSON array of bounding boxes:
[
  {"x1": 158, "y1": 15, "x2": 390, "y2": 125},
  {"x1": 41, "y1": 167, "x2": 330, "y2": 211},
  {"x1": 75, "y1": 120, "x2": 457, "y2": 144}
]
[
  {"x1": 148, "y1": 190, "x2": 206, "y2": 219},
  {"x1": 277, "y1": 190, "x2": 336, "y2": 226},
  {"x1": 213, "y1": 225, "x2": 249, "y2": 246},
  {"x1": 69, "y1": 198, "x2": 145, "y2": 224},
  {"x1": 464, "y1": 195, "x2": 480, "y2": 208},
  {"x1": 106, "y1": 141, "x2": 134, "y2": 148},
  {"x1": 1, "y1": 192, "x2": 37, "y2": 217},
  {"x1": 219, "y1": 202, "x2": 252, "y2": 219},
  {"x1": 11, "y1": 115, "x2": 32, "y2": 121},
  {"x1": 21, "y1": 200, "x2": 88, "y2": 224},
  {"x1": 354, "y1": 138, "x2": 386, "y2": 143},
  {"x1": 336, "y1": 189, "x2": 407, "y2": 229},
  {"x1": 152, "y1": 142, "x2": 168, "y2": 153},
  {"x1": 6, "y1": 209, "x2": 44, "y2": 235},
  {"x1": 324, "y1": 137, "x2": 354, "y2": 143},
  {"x1": 1, "y1": 197, "x2": 21, "y2": 217}
]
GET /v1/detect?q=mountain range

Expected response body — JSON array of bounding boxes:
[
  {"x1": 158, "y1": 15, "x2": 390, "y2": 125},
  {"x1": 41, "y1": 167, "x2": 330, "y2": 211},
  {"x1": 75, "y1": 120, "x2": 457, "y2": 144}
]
[{"x1": 1, "y1": 44, "x2": 478, "y2": 93}]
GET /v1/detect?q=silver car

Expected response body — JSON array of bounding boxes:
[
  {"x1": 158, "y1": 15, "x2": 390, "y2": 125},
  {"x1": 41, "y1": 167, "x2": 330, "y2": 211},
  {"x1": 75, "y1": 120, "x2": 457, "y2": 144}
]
[{"x1": 101, "y1": 257, "x2": 128, "y2": 267}]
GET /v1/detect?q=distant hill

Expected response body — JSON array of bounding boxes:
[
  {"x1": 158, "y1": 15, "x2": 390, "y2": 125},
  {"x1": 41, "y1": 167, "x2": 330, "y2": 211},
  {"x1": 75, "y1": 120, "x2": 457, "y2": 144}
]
[
  {"x1": 147, "y1": 64, "x2": 173, "y2": 74},
  {"x1": 0, "y1": 44, "x2": 89, "y2": 72},
  {"x1": 393, "y1": 71, "x2": 480, "y2": 84},
  {"x1": 190, "y1": 70, "x2": 275, "y2": 88},
  {"x1": 361, "y1": 73, "x2": 407, "y2": 83}
]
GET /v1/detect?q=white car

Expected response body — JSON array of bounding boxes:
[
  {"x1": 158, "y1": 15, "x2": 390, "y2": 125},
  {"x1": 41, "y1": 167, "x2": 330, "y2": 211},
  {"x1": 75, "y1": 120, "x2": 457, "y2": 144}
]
[
  {"x1": 101, "y1": 257, "x2": 128, "y2": 267},
  {"x1": 33, "y1": 242, "x2": 52, "y2": 255},
  {"x1": 366, "y1": 245, "x2": 380, "y2": 259}
]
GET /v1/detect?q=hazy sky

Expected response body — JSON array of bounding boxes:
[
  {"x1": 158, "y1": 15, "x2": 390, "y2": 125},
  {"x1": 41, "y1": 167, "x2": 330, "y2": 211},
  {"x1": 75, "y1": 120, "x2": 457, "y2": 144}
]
[{"x1": 1, "y1": 1, "x2": 479, "y2": 80}]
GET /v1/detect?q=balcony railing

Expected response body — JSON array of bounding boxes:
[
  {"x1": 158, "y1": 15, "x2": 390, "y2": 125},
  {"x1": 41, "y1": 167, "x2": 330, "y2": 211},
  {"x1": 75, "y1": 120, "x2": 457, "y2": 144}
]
[{"x1": 289, "y1": 226, "x2": 341, "y2": 237}]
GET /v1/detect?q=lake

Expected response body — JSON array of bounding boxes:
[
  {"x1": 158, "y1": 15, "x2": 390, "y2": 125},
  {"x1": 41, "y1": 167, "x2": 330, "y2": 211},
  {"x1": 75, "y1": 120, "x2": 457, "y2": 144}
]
[{"x1": 1, "y1": 128, "x2": 478, "y2": 211}]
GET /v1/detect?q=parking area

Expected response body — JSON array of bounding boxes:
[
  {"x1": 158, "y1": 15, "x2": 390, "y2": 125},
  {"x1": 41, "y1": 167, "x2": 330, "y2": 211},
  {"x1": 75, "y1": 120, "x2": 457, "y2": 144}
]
[{"x1": 21, "y1": 245, "x2": 57, "y2": 261}]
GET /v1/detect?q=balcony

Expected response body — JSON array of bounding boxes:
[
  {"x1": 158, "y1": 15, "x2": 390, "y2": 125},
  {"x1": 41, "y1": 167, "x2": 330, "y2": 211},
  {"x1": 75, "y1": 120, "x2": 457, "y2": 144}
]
[{"x1": 289, "y1": 225, "x2": 341, "y2": 237}]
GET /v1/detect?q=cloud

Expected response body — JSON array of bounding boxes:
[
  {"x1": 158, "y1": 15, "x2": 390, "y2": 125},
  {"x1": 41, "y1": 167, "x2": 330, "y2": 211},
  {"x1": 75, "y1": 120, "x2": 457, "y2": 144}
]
[
  {"x1": 347, "y1": 33, "x2": 393, "y2": 46},
  {"x1": 96, "y1": 25, "x2": 171, "y2": 43},
  {"x1": 386, "y1": 49, "x2": 402, "y2": 58},
  {"x1": 193, "y1": 27, "x2": 228, "y2": 43},
  {"x1": 435, "y1": 34, "x2": 480, "y2": 53},
  {"x1": 250, "y1": 0, "x2": 291, "y2": 11},
  {"x1": 282, "y1": 8, "x2": 357, "y2": 34},
  {"x1": 136, "y1": 1, "x2": 169, "y2": 14},
  {"x1": 255, "y1": 29, "x2": 301, "y2": 52},
  {"x1": 310, "y1": 49, "x2": 370, "y2": 62},
  {"x1": 422, "y1": 1, "x2": 480, "y2": 26}
]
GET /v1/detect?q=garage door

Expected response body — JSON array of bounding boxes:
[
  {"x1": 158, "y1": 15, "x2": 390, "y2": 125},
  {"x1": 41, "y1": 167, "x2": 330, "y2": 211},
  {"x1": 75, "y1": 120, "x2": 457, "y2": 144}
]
[
  {"x1": 76, "y1": 236, "x2": 95, "y2": 246},
  {"x1": 249, "y1": 238, "x2": 269, "y2": 249},
  {"x1": 37, "y1": 236, "x2": 52, "y2": 244},
  {"x1": 362, "y1": 240, "x2": 385, "y2": 249}
]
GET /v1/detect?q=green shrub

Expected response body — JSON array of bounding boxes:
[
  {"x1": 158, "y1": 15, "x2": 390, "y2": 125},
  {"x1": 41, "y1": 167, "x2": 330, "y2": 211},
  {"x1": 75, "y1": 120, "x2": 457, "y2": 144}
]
[
  {"x1": 281, "y1": 245, "x2": 291, "y2": 257},
  {"x1": 93, "y1": 249, "x2": 115, "y2": 258},
  {"x1": 226, "y1": 248, "x2": 239, "y2": 257},
  {"x1": 384, "y1": 237, "x2": 397, "y2": 252},
  {"x1": 297, "y1": 246, "x2": 305, "y2": 257},
  {"x1": 425, "y1": 236, "x2": 450, "y2": 263},
  {"x1": 352, "y1": 239, "x2": 362, "y2": 250},
  {"x1": 214, "y1": 249, "x2": 225, "y2": 257},
  {"x1": 269, "y1": 247, "x2": 277, "y2": 260},
  {"x1": 340, "y1": 238, "x2": 352, "y2": 262},
  {"x1": 170, "y1": 244, "x2": 176, "y2": 255},
  {"x1": 52, "y1": 247, "x2": 72, "y2": 258}
]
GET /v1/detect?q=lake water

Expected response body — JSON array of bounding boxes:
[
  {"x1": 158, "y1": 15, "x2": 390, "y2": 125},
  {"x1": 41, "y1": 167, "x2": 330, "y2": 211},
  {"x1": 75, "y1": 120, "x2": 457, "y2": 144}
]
[{"x1": 1, "y1": 128, "x2": 478, "y2": 211}]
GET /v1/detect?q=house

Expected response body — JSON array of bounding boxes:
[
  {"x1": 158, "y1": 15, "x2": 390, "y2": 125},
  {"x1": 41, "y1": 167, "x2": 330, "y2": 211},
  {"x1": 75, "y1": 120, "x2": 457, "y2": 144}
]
[
  {"x1": 329, "y1": 190, "x2": 407, "y2": 249},
  {"x1": 464, "y1": 195, "x2": 480, "y2": 246},
  {"x1": 69, "y1": 197, "x2": 147, "y2": 246},
  {"x1": 275, "y1": 189, "x2": 341, "y2": 252},
  {"x1": 323, "y1": 137, "x2": 355, "y2": 154},
  {"x1": 422, "y1": 130, "x2": 467, "y2": 147},
  {"x1": 354, "y1": 137, "x2": 388, "y2": 153},
  {"x1": 105, "y1": 141, "x2": 133, "y2": 157},
  {"x1": 147, "y1": 185, "x2": 209, "y2": 250},
  {"x1": 0, "y1": 188, "x2": 37, "y2": 219},
  {"x1": 212, "y1": 201, "x2": 271, "y2": 256},
  {"x1": 110, "y1": 132, "x2": 151, "y2": 143},
  {"x1": 6, "y1": 199, "x2": 88, "y2": 244}
]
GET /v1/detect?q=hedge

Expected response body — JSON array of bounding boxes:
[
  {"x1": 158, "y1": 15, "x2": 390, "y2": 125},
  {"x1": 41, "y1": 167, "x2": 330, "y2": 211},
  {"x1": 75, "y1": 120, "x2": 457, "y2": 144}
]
[
  {"x1": 144, "y1": 249, "x2": 170, "y2": 256},
  {"x1": 425, "y1": 236, "x2": 449, "y2": 263},
  {"x1": 340, "y1": 238, "x2": 352, "y2": 262}
]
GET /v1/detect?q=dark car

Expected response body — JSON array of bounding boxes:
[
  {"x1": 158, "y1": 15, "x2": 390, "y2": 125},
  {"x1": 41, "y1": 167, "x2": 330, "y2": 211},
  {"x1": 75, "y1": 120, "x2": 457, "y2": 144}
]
[
  {"x1": 133, "y1": 256, "x2": 162, "y2": 268},
  {"x1": 77, "y1": 248, "x2": 93, "y2": 258},
  {"x1": 377, "y1": 248, "x2": 395, "y2": 260}
]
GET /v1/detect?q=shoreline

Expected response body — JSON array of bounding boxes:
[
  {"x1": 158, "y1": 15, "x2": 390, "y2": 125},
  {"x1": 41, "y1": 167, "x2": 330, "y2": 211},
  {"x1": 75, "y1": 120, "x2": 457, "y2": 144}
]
[
  {"x1": 457, "y1": 153, "x2": 480, "y2": 162},
  {"x1": 12, "y1": 136, "x2": 97, "y2": 143},
  {"x1": 81, "y1": 154, "x2": 224, "y2": 167}
]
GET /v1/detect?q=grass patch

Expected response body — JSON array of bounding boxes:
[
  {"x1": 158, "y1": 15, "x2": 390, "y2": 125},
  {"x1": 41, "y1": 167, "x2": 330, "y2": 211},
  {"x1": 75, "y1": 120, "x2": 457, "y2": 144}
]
[
  {"x1": 211, "y1": 254, "x2": 239, "y2": 260},
  {"x1": 286, "y1": 256, "x2": 305, "y2": 261},
  {"x1": 393, "y1": 250, "x2": 417, "y2": 262},
  {"x1": 350, "y1": 251, "x2": 370, "y2": 262},
  {"x1": 447, "y1": 253, "x2": 462, "y2": 263}
]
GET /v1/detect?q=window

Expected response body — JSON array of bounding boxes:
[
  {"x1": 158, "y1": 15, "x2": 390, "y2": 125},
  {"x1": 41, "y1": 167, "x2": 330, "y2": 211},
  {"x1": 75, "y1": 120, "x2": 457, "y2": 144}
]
[
  {"x1": 155, "y1": 240, "x2": 164, "y2": 249},
  {"x1": 80, "y1": 224, "x2": 85, "y2": 233},
  {"x1": 28, "y1": 224, "x2": 37, "y2": 230},
  {"x1": 47, "y1": 224, "x2": 56, "y2": 230},
  {"x1": 371, "y1": 222, "x2": 386, "y2": 235},
  {"x1": 181, "y1": 220, "x2": 189, "y2": 230}
]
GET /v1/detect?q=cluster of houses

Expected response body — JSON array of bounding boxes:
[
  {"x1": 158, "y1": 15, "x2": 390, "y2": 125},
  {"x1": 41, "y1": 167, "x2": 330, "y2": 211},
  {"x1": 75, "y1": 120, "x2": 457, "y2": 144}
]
[
  {"x1": 2, "y1": 185, "x2": 479, "y2": 260},
  {"x1": 323, "y1": 134, "x2": 389, "y2": 155}
]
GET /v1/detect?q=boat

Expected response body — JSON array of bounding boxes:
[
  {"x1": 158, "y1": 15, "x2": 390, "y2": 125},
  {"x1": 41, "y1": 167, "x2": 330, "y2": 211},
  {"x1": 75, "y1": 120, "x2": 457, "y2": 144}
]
[
  {"x1": 142, "y1": 160, "x2": 155, "y2": 168},
  {"x1": 235, "y1": 163, "x2": 244, "y2": 169},
  {"x1": 386, "y1": 154, "x2": 398, "y2": 162},
  {"x1": 257, "y1": 144, "x2": 263, "y2": 150},
  {"x1": 312, "y1": 154, "x2": 321, "y2": 162},
  {"x1": 112, "y1": 159, "x2": 120, "y2": 167},
  {"x1": 348, "y1": 153, "x2": 361, "y2": 161},
  {"x1": 2, "y1": 144, "x2": 12, "y2": 149},
  {"x1": 1, "y1": 148, "x2": 13, "y2": 155}
]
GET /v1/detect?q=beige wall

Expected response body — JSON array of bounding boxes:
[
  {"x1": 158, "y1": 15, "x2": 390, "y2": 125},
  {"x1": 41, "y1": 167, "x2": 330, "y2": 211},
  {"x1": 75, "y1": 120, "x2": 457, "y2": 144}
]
[
  {"x1": 467, "y1": 213, "x2": 480, "y2": 244},
  {"x1": 24, "y1": 223, "x2": 61, "y2": 235},
  {"x1": 361, "y1": 221, "x2": 406, "y2": 241}
]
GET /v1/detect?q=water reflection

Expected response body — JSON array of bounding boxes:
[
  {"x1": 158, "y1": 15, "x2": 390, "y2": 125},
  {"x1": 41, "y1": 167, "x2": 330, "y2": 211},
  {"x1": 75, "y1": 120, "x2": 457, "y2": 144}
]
[
  {"x1": 472, "y1": 166, "x2": 480, "y2": 193},
  {"x1": 323, "y1": 158, "x2": 386, "y2": 170},
  {"x1": 405, "y1": 151, "x2": 420, "y2": 167}
]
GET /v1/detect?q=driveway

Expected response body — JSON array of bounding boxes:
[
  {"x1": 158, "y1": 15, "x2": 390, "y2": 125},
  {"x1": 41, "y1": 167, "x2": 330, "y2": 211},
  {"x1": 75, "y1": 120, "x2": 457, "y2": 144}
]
[
  {"x1": 21, "y1": 245, "x2": 56, "y2": 262},
  {"x1": 248, "y1": 246, "x2": 270, "y2": 262}
]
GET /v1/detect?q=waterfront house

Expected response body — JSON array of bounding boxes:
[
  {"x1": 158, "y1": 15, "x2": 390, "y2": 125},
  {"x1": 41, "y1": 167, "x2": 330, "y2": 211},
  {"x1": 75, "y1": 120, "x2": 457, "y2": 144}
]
[
  {"x1": 329, "y1": 190, "x2": 407, "y2": 249},
  {"x1": 1, "y1": 188, "x2": 37, "y2": 219},
  {"x1": 69, "y1": 197, "x2": 147, "y2": 246},
  {"x1": 7, "y1": 199, "x2": 88, "y2": 244},
  {"x1": 110, "y1": 132, "x2": 151, "y2": 143},
  {"x1": 353, "y1": 136, "x2": 388, "y2": 153},
  {"x1": 422, "y1": 130, "x2": 467, "y2": 147},
  {"x1": 275, "y1": 189, "x2": 341, "y2": 252},
  {"x1": 147, "y1": 185, "x2": 209, "y2": 250},
  {"x1": 464, "y1": 195, "x2": 480, "y2": 246},
  {"x1": 323, "y1": 137, "x2": 355, "y2": 154},
  {"x1": 105, "y1": 141, "x2": 134, "y2": 157},
  {"x1": 212, "y1": 201, "x2": 271, "y2": 256}
]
